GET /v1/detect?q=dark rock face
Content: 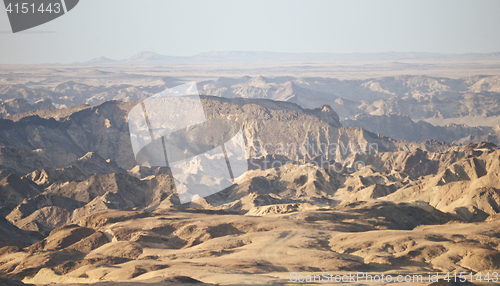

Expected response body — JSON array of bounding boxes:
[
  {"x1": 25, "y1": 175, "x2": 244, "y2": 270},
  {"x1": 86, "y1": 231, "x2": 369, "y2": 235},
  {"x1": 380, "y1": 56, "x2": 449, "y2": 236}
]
[
  {"x1": 0, "y1": 98, "x2": 55, "y2": 119},
  {"x1": 28, "y1": 224, "x2": 96, "y2": 252},
  {"x1": 0, "y1": 174, "x2": 41, "y2": 217},
  {"x1": 0, "y1": 276, "x2": 33, "y2": 286},
  {"x1": 0, "y1": 216, "x2": 42, "y2": 248},
  {"x1": 67, "y1": 231, "x2": 110, "y2": 252},
  {"x1": 307, "y1": 105, "x2": 342, "y2": 128}
]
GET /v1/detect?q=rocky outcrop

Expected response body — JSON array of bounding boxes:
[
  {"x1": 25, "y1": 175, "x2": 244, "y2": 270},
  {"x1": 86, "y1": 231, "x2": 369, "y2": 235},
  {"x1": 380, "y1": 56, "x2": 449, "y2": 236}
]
[
  {"x1": 24, "y1": 152, "x2": 125, "y2": 188},
  {"x1": 0, "y1": 98, "x2": 54, "y2": 118},
  {"x1": 28, "y1": 224, "x2": 96, "y2": 252},
  {"x1": 0, "y1": 216, "x2": 42, "y2": 248},
  {"x1": 6, "y1": 194, "x2": 84, "y2": 228},
  {"x1": 386, "y1": 147, "x2": 500, "y2": 221},
  {"x1": 0, "y1": 174, "x2": 41, "y2": 216},
  {"x1": 343, "y1": 113, "x2": 500, "y2": 146}
]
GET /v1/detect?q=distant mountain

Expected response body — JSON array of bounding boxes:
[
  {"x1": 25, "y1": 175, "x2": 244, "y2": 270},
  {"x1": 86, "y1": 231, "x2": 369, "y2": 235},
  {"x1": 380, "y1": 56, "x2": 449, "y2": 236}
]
[
  {"x1": 0, "y1": 98, "x2": 54, "y2": 118},
  {"x1": 199, "y1": 75, "x2": 338, "y2": 107},
  {"x1": 78, "y1": 56, "x2": 118, "y2": 65},
  {"x1": 343, "y1": 113, "x2": 500, "y2": 146},
  {"x1": 79, "y1": 51, "x2": 192, "y2": 65},
  {"x1": 126, "y1": 51, "x2": 193, "y2": 63},
  {"x1": 77, "y1": 51, "x2": 500, "y2": 65},
  {"x1": 193, "y1": 51, "x2": 500, "y2": 62}
]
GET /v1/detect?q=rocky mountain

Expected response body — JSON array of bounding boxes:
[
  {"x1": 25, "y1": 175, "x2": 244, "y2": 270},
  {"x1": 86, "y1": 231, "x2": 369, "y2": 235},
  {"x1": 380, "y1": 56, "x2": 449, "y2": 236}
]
[
  {"x1": 0, "y1": 96, "x2": 450, "y2": 175},
  {"x1": 199, "y1": 75, "x2": 500, "y2": 126},
  {"x1": 0, "y1": 174, "x2": 41, "y2": 217},
  {"x1": 0, "y1": 82, "x2": 165, "y2": 109},
  {"x1": 201, "y1": 75, "x2": 500, "y2": 147},
  {"x1": 343, "y1": 113, "x2": 500, "y2": 146},
  {"x1": 3, "y1": 74, "x2": 500, "y2": 122},
  {"x1": 2, "y1": 73, "x2": 500, "y2": 150},
  {"x1": 0, "y1": 98, "x2": 54, "y2": 118},
  {"x1": 79, "y1": 56, "x2": 118, "y2": 65},
  {"x1": 0, "y1": 143, "x2": 498, "y2": 283},
  {"x1": 386, "y1": 144, "x2": 500, "y2": 222},
  {"x1": 24, "y1": 152, "x2": 125, "y2": 188},
  {"x1": 1, "y1": 73, "x2": 500, "y2": 284},
  {"x1": 0, "y1": 216, "x2": 42, "y2": 248}
]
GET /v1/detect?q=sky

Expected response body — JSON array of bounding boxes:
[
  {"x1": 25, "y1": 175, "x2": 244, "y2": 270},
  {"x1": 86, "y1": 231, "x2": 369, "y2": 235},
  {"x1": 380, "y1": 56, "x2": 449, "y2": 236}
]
[{"x1": 0, "y1": 0, "x2": 499, "y2": 64}]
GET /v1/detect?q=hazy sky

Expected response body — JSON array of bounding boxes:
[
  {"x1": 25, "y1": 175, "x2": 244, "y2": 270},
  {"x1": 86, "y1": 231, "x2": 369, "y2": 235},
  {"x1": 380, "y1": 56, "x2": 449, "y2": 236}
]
[{"x1": 0, "y1": 0, "x2": 499, "y2": 64}]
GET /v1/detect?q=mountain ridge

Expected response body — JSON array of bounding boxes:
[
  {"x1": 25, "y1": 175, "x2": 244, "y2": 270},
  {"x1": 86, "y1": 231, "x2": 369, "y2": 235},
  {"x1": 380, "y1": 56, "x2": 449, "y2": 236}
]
[{"x1": 77, "y1": 51, "x2": 500, "y2": 65}]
